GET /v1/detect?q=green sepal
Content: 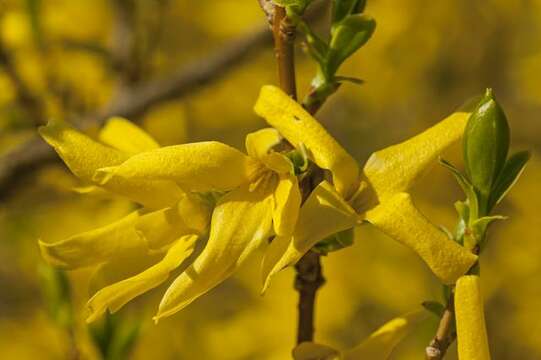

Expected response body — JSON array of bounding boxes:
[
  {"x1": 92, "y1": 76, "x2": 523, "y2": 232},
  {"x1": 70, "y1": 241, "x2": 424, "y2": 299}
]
[
  {"x1": 464, "y1": 89, "x2": 510, "y2": 211},
  {"x1": 439, "y1": 158, "x2": 479, "y2": 221},
  {"x1": 488, "y1": 150, "x2": 530, "y2": 211},
  {"x1": 454, "y1": 200, "x2": 469, "y2": 245},
  {"x1": 332, "y1": 0, "x2": 367, "y2": 26},
  {"x1": 422, "y1": 300, "x2": 445, "y2": 318},
  {"x1": 313, "y1": 227, "x2": 354, "y2": 255},
  {"x1": 287, "y1": 144, "x2": 310, "y2": 175},
  {"x1": 468, "y1": 215, "x2": 507, "y2": 250},
  {"x1": 327, "y1": 14, "x2": 376, "y2": 78}
]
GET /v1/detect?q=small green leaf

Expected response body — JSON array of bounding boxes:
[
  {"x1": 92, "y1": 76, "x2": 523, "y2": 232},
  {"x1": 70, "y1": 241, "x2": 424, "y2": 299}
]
[
  {"x1": 332, "y1": 0, "x2": 367, "y2": 25},
  {"x1": 314, "y1": 227, "x2": 354, "y2": 254},
  {"x1": 470, "y1": 215, "x2": 507, "y2": 250},
  {"x1": 334, "y1": 76, "x2": 364, "y2": 85},
  {"x1": 422, "y1": 301, "x2": 445, "y2": 318},
  {"x1": 327, "y1": 14, "x2": 376, "y2": 77},
  {"x1": 464, "y1": 89, "x2": 510, "y2": 212},
  {"x1": 488, "y1": 150, "x2": 530, "y2": 210},
  {"x1": 439, "y1": 158, "x2": 479, "y2": 221},
  {"x1": 298, "y1": 21, "x2": 329, "y2": 66}
]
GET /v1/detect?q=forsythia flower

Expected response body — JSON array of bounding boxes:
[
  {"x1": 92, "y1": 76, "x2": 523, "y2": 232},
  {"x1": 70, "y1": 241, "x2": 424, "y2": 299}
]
[
  {"x1": 455, "y1": 275, "x2": 491, "y2": 360},
  {"x1": 293, "y1": 309, "x2": 428, "y2": 360},
  {"x1": 39, "y1": 116, "x2": 304, "y2": 321},
  {"x1": 254, "y1": 85, "x2": 478, "y2": 289},
  {"x1": 39, "y1": 84, "x2": 478, "y2": 323}
]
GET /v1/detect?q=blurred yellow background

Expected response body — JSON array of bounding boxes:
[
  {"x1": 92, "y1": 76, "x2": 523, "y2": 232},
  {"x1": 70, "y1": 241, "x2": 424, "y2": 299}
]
[{"x1": 0, "y1": 0, "x2": 540, "y2": 359}]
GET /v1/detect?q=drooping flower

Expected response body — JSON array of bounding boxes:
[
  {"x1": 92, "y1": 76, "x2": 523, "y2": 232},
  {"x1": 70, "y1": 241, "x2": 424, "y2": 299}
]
[
  {"x1": 293, "y1": 309, "x2": 428, "y2": 360},
  {"x1": 254, "y1": 85, "x2": 478, "y2": 290},
  {"x1": 455, "y1": 275, "x2": 491, "y2": 360},
  {"x1": 38, "y1": 118, "x2": 214, "y2": 322},
  {"x1": 42, "y1": 112, "x2": 355, "y2": 321}
]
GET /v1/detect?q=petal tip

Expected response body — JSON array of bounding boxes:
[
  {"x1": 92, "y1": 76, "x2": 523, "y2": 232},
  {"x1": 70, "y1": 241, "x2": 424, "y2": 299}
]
[{"x1": 93, "y1": 167, "x2": 115, "y2": 185}]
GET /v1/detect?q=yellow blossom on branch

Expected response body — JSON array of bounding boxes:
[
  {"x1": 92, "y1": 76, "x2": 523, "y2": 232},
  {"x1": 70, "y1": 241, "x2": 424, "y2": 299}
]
[{"x1": 255, "y1": 85, "x2": 477, "y2": 287}]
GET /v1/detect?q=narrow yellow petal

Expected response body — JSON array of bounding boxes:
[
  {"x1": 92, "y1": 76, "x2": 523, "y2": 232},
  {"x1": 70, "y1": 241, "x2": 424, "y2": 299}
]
[
  {"x1": 364, "y1": 193, "x2": 477, "y2": 284},
  {"x1": 39, "y1": 121, "x2": 127, "y2": 182},
  {"x1": 343, "y1": 310, "x2": 428, "y2": 360},
  {"x1": 136, "y1": 193, "x2": 212, "y2": 251},
  {"x1": 39, "y1": 211, "x2": 145, "y2": 269},
  {"x1": 86, "y1": 235, "x2": 198, "y2": 323},
  {"x1": 245, "y1": 127, "x2": 283, "y2": 159},
  {"x1": 95, "y1": 141, "x2": 254, "y2": 192},
  {"x1": 39, "y1": 121, "x2": 184, "y2": 209},
  {"x1": 272, "y1": 174, "x2": 301, "y2": 236},
  {"x1": 293, "y1": 342, "x2": 341, "y2": 360},
  {"x1": 254, "y1": 85, "x2": 359, "y2": 198},
  {"x1": 98, "y1": 117, "x2": 160, "y2": 154},
  {"x1": 155, "y1": 183, "x2": 274, "y2": 320},
  {"x1": 455, "y1": 275, "x2": 491, "y2": 360},
  {"x1": 262, "y1": 181, "x2": 358, "y2": 292},
  {"x1": 363, "y1": 111, "x2": 470, "y2": 200}
]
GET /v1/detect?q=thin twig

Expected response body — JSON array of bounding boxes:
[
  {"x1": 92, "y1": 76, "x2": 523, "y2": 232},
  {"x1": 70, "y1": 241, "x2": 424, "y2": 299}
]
[
  {"x1": 272, "y1": 6, "x2": 297, "y2": 100},
  {"x1": 426, "y1": 296, "x2": 456, "y2": 360},
  {"x1": 0, "y1": 43, "x2": 46, "y2": 126}
]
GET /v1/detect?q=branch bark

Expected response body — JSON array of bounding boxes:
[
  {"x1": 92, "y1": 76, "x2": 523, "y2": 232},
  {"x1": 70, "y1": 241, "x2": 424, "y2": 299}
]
[{"x1": 425, "y1": 296, "x2": 456, "y2": 360}]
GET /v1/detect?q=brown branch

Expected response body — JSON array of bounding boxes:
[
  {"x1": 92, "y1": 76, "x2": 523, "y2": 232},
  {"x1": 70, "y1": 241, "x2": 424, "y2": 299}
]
[
  {"x1": 426, "y1": 296, "x2": 456, "y2": 360},
  {"x1": 264, "y1": 1, "x2": 331, "y2": 345},
  {"x1": 0, "y1": 43, "x2": 46, "y2": 126},
  {"x1": 272, "y1": 6, "x2": 297, "y2": 100}
]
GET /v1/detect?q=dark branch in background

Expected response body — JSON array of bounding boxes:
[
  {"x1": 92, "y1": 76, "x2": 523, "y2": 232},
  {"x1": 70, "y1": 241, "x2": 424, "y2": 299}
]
[
  {"x1": 0, "y1": 43, "x2": 46, "y2": 126},
  {"x1": 0, "y1": 26, "x2": 274, "y2": 201}
]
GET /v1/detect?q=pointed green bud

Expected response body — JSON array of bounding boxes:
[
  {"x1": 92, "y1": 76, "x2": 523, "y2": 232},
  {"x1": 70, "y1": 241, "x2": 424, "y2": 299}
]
[{"x1": 463, "y1": 89, "x2": 510, "y2": 214}]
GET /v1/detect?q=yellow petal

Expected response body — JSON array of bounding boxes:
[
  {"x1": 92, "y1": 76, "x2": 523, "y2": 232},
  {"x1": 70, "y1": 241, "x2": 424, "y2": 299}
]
[
  {"x1": 254, "y1": 85, "x2": 359, "y2": 198},
  {"x1": 39, "y1": 121, "x2": 127, "y2": 182},
  {"x1": 363, "y1": 111, "x2": 470, "y2": 200},
  {"x1": 364, "y1": 192, "x2": 477, "y2": 284},
  {"x1": 343, "y1": 310, "x2": 428, "y2": 360},
  {"x1": 455, "y1": 275, "x2": 491, "y2": 360},
  {"x1": 39, "y1": 211, "x2": 145, "y2": 269},
  {"x1": 155, "y1": 182, "x2": 274, "y2": 320},
  {"x1": 245, "y1": 127, "x2": 283, "y2": 159},
  {"x1": 136, "y1": 193, "x2": 212, "y2": 251},
  {"x1": 272, "y1": 174, "x2": 301, "y2": 236},
  {"x1": 293, "y1": 342, "x2": 341, "y2": 360},
  {"x1": 262, "y1": 181, "x2": 358, "y2": 292},
  {"x1": 95, "y1": 141, "x2": 255, "y2": 192},
  {"x1": 98, "y1": 117, "x2": 160, "y2": 154},
  {"x1": 86, "y1": 235, "x2": 198, "y2": 323},
  {"x1": 39, "y1": 121, "x2": 184, "y2": 209}
]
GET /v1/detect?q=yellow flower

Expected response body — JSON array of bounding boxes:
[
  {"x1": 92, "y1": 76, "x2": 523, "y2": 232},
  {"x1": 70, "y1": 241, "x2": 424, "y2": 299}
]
[
  {"x1": 255, "y1": 85, "x2": 478, "y2": 288},
  {"x1": 40, "y1": 117, "x2": 305, "y2": 321},
  {"x1": 293, "y1": 309, "x2": 428, "y2": 360},
  {"x1": 455, "y1": 275, "x2": 491, "y2": 360},
  {"x1": 39, "y1": 118, "x2": 213, "y2": 321}
]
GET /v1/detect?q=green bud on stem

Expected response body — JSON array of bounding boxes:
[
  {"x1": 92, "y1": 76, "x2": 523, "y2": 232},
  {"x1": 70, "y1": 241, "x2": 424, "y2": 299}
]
[{"x1": 463, "y1": 89, "x2": 510, "y2": 215}]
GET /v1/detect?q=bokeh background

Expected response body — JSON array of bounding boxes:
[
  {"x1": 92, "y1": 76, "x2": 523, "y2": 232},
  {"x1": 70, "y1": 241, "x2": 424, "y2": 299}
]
[{"x1": 1, "y1": 0, "x2": 540, "y2": 359}]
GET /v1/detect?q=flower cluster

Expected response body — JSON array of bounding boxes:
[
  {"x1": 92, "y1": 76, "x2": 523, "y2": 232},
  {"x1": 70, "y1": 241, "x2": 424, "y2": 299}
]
[{"x1": 39, "y1": 85, "x2": 476, "y2": 323}]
